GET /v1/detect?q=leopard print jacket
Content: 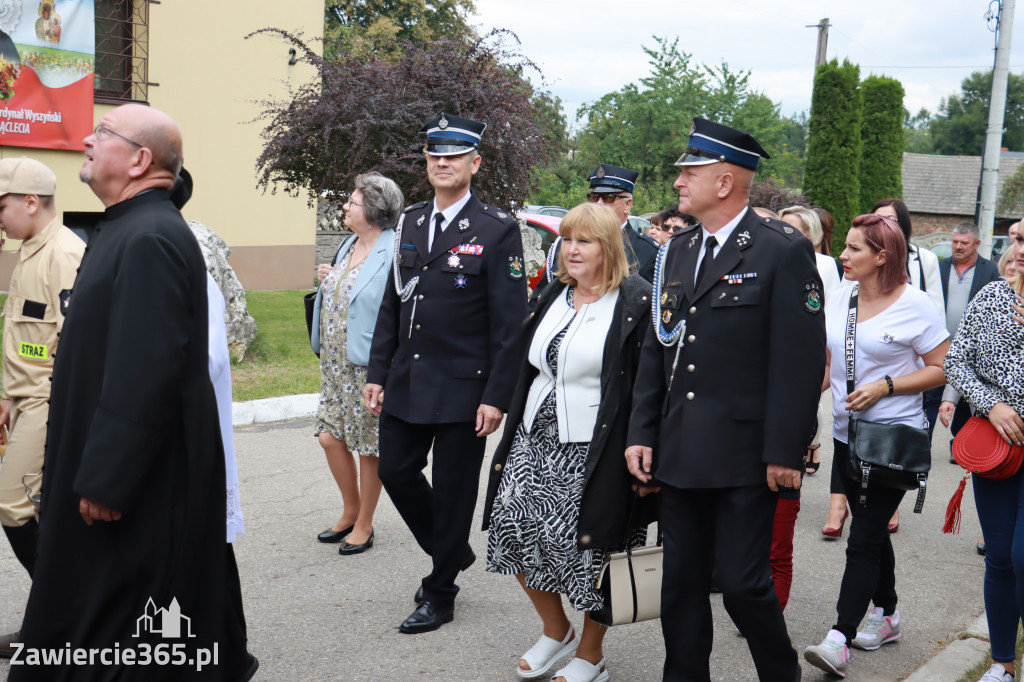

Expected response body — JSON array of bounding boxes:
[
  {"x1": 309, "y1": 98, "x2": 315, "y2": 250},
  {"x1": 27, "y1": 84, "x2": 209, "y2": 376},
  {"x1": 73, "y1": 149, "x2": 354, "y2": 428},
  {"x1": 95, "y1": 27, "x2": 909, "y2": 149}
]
[{"x1": 944, "y1": 279, "x2": 1024, "y2": 417}]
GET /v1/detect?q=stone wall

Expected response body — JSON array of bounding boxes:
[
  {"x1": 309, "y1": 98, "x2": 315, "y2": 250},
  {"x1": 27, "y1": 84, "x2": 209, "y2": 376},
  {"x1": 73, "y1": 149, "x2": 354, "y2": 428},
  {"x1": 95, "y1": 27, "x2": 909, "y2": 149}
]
[{"x1": 911, "y1": 212, "x2": 1017, "y2": 246}]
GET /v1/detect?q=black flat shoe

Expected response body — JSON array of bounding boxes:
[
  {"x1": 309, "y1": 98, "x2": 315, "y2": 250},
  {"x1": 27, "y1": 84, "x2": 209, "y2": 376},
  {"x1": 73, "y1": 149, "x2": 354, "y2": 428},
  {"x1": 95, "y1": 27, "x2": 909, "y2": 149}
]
[
  {"x1": 398, "y1": 601, "x2": 454, "y2": 634},
  {"x1": 317, "y1": 525, "x2": 354, "y2": 543},
  {"x1": 415, "y1": 547, "x2": 476, "y2": 604},
  {"x1": 339, "y1": 529, "x2": 374, "y2": 555},
  {"x1": 0, "y1": 631, "x2": 19, "y2": 659}
]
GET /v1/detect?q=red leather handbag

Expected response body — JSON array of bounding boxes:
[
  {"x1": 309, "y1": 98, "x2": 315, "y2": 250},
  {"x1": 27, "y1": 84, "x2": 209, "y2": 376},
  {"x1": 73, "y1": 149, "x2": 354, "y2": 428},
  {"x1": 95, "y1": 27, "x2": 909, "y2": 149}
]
[{"x1": 944, "y1": 417, "x2": 1024, "y2": 534}]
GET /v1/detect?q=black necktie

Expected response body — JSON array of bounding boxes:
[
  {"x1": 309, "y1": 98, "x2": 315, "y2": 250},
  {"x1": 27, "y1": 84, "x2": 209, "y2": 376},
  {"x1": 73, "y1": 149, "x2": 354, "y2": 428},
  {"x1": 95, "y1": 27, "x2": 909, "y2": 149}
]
[
  {"x1": 695, "y1": 236, "x2": 718, "y2": 288},
  {"x1": 431, "y1": 213, "x2": 445, "y2": 255}
]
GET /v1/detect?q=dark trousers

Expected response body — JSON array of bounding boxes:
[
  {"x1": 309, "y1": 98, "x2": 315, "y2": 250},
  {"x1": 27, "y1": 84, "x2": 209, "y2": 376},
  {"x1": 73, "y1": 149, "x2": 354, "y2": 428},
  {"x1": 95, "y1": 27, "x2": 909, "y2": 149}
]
[
  {"x1": 972, "y1": 469, "x2": 1024, "y2": 663},
  {"x1": 924, "y1": 386, "x2": 943, "y2": 440},
  {"x1": 833, "y1": 439, "x2": 905, "y2": 642},
  {"x1": 660, "y1": 484, "x2": 800, "y2": 682},
  {"x1": 224, "y1": 544, "x2": 251, "y2": 680},
  {"x1": 377, "y1": 412, "x2": 486, "y2": 606}
]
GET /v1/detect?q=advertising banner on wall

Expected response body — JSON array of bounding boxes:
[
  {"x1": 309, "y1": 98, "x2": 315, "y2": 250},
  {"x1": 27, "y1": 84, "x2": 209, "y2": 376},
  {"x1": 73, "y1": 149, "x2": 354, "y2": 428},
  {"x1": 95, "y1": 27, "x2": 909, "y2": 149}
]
[{"x1": 0, "y1": 0, "x2": 94, "y2": 151}]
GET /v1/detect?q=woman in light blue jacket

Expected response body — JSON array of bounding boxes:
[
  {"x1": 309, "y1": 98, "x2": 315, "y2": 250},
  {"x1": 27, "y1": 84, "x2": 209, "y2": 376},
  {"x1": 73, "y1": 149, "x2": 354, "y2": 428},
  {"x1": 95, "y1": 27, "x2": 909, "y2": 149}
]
[{"x1": 311, "y1": 172, "x2": 402, "y2": 554}]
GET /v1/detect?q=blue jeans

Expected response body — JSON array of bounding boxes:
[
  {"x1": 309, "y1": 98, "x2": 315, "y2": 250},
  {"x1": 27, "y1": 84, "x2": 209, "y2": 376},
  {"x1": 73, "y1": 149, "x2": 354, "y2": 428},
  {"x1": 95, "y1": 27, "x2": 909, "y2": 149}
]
[{"x1": 973, "y1": 471, "x2": 1024, "y2": 663}]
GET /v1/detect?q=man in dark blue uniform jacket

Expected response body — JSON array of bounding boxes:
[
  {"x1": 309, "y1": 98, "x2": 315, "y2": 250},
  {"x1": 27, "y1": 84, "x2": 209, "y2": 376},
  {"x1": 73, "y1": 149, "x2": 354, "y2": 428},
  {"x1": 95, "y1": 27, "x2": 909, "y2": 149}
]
[
  {"x1": 364, "y1": 113, "x2": 527, "y2": 634},
  {"x1": 626, "y1": 118, "x2": 825, "y2": 681}
]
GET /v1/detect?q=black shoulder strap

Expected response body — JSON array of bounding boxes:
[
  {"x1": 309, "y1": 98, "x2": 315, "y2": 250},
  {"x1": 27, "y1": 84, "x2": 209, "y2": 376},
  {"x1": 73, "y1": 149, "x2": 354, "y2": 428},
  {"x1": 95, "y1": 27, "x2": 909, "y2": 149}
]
[{"x1": 844, "y1": 286, "x2": 859, "y2": 396}]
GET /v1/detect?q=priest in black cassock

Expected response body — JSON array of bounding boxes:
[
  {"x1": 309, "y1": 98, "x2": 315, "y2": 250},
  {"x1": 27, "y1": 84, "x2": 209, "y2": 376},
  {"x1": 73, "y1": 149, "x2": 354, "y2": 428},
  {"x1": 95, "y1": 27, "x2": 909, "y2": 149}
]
[{"x1": 11, "y1": 104, "x2": 228, "y2": 681}]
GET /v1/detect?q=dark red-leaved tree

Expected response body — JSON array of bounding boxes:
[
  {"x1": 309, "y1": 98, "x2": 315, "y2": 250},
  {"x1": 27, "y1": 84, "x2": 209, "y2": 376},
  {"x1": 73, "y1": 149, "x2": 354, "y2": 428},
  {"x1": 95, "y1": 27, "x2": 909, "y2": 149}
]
[{"x1": 247, "y1": 28, "x2": 549, "y2": 213}]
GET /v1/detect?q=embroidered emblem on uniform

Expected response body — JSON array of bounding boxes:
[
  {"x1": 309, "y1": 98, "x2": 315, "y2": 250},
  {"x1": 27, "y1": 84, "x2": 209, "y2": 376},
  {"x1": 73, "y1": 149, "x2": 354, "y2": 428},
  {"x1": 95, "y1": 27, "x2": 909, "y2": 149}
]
[
  {"x1": 596, "y1": 165, "x2": 606, "y2": 178},
  {"x1": 783, "y1": 225, "x2": 794, "y2": 234},
  {"x1": 736, "y1": 230, "x2": 751, "y2": 247},
  {"x1": 458, "y1": 218, "x2": 470, "y2": 232},
  {"x1": 454, "y1": 274, "x2": 467, "y2": 288},
  {"x1": 497, "y1": 211, "x2": 508, "y2": 219},
  {"x1": 439, "y1": 114, "x2": 448, "y2": 129},
  {"x1": 882, "y1": 333, "x2": 894, "y2": 343},
  {"x1": 802, "y1": 281, "x2": 822, "y2": 314},
  {"x1": 689, "y1": 234, "x2": 699, "y2": 248},
  {"x1": 508, "y1": 255, "x2": 524, "y2": 280},
  {"x1": 417, "y1": 215, "x2": 425, "y2": 226},
  {"x1": 447, "y1": 253, "x2": 461, "y2": 268},
  {"x1": 662, "y1": 310, "x2": 672, "y2": 324}
]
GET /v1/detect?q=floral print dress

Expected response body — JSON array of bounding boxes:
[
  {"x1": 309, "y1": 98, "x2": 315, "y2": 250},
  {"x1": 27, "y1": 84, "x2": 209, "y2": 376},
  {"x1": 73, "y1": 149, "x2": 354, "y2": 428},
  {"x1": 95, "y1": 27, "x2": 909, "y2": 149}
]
[{"x1": 314, "y1": 251, "x2": 380, "y2": 457}]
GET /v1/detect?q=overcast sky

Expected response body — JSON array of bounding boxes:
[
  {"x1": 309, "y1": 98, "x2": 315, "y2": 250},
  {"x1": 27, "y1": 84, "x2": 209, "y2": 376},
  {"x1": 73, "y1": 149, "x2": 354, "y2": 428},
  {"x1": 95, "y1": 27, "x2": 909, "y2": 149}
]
[{"x1": 474, "y1": 0, "x2": 1024, "y2": 128}]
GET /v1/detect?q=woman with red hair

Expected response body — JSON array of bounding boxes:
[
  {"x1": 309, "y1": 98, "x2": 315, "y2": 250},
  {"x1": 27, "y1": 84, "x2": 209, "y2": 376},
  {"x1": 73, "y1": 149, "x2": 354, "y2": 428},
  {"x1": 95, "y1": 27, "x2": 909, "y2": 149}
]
[{"x1": 804, "y1": 214, "x2": 949, "y2": 678}]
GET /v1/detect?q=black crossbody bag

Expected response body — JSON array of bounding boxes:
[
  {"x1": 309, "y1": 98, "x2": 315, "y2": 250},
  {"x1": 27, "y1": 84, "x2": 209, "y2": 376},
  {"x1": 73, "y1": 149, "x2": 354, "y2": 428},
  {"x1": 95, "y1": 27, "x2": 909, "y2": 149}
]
[{"x1": 844, "y1": 286, "x2": 930, "y2": 513}]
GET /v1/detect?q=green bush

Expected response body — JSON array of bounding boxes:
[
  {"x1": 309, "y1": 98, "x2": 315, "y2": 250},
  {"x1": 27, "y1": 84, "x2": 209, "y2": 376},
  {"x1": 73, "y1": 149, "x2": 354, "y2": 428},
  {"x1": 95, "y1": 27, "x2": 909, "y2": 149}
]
[
  {"x1": 859, "y1": 76, "x2": 905, "y2": 213},
  {"x1": 805, "y1": 59, "x2": 862, "y2": 252}
]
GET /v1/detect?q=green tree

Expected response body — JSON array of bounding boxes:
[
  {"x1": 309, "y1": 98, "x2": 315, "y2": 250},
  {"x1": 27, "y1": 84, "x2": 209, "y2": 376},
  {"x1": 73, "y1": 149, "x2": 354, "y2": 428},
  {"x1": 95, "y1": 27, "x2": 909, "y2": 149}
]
[
  {"x1": 859, "y1": 75, "x2": 904, "y2": 212},
  {"x1": 546, "y1": 37, "x2": 796, "y2": 214},
  {"x1": 904, "y1": 107, "x2": 933, "y2": 153},
  {"x1": 998, "y1": 161, "x2": 1024, "y2": 218},
  {"x1": 804, "y1": 59, "x2": 862, "y2": 252},
  {"x1": 325, "y1": 0, "x2": 476, "y2": 59},
  {"x1": 930, "y1": 71, "x2": 1024, "y2": 155}
]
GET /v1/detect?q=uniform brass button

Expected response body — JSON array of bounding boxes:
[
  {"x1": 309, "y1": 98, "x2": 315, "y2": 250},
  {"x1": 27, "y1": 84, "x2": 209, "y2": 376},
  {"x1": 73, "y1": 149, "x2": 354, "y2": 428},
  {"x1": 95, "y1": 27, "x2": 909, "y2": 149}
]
[
  {"x1": 476, "y1": 370, "x2": 482, "y2": 375},
  {"x1": 733, "y1": 295, "x2": 739, "y2": 302},
  {"x1": 687, "y1": 364, "x2": 695, "y2": 372},
  {"x1": 601, "y1": 424, "x2": 607, "y2": 429},
  {"x1": 417, "y1": 294, "x2": 424, "y2": 301},
  {"x1": 687, "y1": 334, "x2": 696, "y2": 343},
  {"x1": 413, "y1": 354, "x2": 421, "y2": 360},
  {"x1": 686, "y1": 392, "x2": 694, "y2": 400},
  {"x1": 529, "y1": 312, "x2": 535, "y2": 318},
  {"x1": 642, "y1": 296, "x2": 647, "y2": 301},
  {"x1": 494, "y1": 463, "x2": 502, "y2": 471},
  {"x1": 422, "y1": 266, "x2": 429, "y2": 272},
  {"x1": 627, "y1": 317, "x2": 633, "y2": 322},
  {"x1": 415, "y1": 324, "x2": 421, "y2": 330},
  {"x1": 689, "y1": 306, "x2": 697, "y2": 314},
  {"x1": 580, "y1": 534, "x2": 592, "y2": 544},
  {"x1": 459, "y1": 265, "x2": 464, "y2": 269}
]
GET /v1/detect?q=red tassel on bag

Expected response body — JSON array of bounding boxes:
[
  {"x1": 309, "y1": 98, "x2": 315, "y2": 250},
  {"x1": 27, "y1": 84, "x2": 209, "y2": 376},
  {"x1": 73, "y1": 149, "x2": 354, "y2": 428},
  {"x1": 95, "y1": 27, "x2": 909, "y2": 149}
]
[{"x1": 943, "y1": 474, "x2": 970, "y2": 534}]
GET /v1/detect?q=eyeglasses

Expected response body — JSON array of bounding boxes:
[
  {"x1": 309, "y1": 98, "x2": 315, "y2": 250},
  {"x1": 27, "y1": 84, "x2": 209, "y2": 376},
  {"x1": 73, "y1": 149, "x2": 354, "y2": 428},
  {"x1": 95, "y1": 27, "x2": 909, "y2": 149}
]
[
  {"x1": 344, "y1": 200, "x2": 362, "y2": 208},
  {"x1": 587, "y1": 194, "x2": 627, "y2": 204},
  {"x1": 93, "y1": 124, "x2": 143, "y2": 148}
]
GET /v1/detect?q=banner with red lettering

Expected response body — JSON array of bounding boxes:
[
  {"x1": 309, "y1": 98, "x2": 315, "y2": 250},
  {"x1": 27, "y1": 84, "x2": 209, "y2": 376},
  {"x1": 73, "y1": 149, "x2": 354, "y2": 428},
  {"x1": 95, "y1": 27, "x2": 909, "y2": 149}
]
[{"x1": 0, "y1": 0, "x2": 94, "y2": 151}]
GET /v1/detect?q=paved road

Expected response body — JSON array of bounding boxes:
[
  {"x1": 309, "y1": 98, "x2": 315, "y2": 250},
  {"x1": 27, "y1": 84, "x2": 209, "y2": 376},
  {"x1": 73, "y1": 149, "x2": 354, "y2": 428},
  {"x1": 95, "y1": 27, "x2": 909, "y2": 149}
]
[{"x1": 0, "y1": 396, "x2": 988, "y2": 681}]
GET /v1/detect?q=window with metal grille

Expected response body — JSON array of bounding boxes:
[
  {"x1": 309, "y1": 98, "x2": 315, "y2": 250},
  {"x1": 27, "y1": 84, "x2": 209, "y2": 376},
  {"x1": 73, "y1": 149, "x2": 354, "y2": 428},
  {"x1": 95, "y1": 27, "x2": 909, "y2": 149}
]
[{"x1": 94, "y1": 0, "x2": 150, "y2": 103}]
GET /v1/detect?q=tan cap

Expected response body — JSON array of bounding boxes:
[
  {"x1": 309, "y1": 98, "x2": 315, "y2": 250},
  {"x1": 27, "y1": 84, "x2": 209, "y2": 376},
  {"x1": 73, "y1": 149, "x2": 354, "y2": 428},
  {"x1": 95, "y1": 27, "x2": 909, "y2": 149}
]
[{"x1": 0, "y1": 157, "x2": 56, "y2": 197}]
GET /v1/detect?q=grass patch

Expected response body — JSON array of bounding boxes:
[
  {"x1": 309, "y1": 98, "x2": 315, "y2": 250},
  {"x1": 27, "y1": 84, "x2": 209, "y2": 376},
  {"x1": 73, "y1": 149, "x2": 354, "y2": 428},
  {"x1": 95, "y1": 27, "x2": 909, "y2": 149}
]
[
  {"x1": 231, "y1": 290, "x2": 320, "y2": 402},
  {"x1": 953, "y1": 625, "x2": 1022, "y2": 682}
]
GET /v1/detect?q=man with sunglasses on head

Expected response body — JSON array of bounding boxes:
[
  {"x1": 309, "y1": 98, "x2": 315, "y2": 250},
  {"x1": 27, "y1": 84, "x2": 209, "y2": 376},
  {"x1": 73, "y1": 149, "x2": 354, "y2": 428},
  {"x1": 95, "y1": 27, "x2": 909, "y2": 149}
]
[{"x1": 12, "y1": 104, "x2": 233, "y2": 680}]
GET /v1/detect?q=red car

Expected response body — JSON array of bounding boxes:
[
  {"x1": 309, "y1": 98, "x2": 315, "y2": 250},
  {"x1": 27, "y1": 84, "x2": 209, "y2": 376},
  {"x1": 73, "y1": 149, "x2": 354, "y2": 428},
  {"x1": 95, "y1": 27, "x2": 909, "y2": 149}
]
[{"x1": 520, "y1": 212, "x2": 561, "y2": 290}]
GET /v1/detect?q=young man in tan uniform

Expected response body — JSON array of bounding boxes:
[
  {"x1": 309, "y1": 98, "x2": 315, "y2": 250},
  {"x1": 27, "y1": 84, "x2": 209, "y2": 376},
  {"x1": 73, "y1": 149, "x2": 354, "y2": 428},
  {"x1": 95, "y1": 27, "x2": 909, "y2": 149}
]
[{"x1": 0, "y1": 157, "x2": 84, "y2": 657}]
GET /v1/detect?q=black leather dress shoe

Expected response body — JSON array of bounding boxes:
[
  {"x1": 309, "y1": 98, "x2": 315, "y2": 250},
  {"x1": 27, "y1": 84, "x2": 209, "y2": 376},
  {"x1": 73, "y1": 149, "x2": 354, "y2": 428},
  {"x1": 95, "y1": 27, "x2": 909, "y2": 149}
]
[
  {"x1": 398, "y1": 601, "x2": 454, "y2": 634},
  {"x1": 317, "y1": 525, "x2": 354, "y2": 543},
  {"x1": 0, "y1": 631, "x2": 20, "y2": 659},
  {"x1": 339, "y1": 529, "x2": 374, "y2": 555},
  {"x1": 414, "y1": 547, "x2": 476, "y2": 604}
]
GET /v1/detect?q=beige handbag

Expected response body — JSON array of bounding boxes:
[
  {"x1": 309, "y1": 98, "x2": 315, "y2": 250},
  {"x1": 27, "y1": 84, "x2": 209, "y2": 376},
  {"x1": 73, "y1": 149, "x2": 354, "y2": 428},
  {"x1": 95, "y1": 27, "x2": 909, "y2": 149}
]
[
  {"x1": 591, "y1": 543, "x2": 663, "y2": 626},
  {"x1": 591, "y1": 491, "x2": 662, "y2": 626}
]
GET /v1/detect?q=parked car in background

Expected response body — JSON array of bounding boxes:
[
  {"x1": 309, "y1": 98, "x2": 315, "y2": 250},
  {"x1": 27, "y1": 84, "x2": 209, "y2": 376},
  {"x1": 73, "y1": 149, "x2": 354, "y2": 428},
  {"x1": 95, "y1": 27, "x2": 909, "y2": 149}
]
[
  {"x1": 927, "y1": 235, "x2": 1008, "y2": 261},
  {"x1": 628, "y1": 215, "x2": 652, "y2": 235},
  {"x1": 519, "y1": 212, "x2": 561, "y2": 290},
  {"x1": 523, "y1": 205, "x2": 569, "y2": 218},
  {"x1": 926, "y1": 241, "x2": 951, "y2": 260}
]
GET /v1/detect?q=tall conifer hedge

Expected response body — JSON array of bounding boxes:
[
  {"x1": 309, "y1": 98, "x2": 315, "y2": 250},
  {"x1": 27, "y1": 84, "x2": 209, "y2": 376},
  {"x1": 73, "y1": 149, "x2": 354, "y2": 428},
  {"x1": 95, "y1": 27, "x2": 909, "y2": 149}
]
[{"x1": 859, "y1": 76, "x2": 905, "y2": 213}]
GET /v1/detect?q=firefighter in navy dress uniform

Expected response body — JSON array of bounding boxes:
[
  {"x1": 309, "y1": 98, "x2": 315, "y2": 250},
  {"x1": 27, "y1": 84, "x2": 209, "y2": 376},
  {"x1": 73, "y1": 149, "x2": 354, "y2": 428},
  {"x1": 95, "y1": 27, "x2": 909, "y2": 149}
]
[
  {"x1": 364, "y1": 113, "x2": 527, "y2": 634},
  {"x1": 625, "y1": 118, "x2": 825, "y2": 681},
  {"x1": 539, "y1": 164, "x2": 659, "y2": 288}
]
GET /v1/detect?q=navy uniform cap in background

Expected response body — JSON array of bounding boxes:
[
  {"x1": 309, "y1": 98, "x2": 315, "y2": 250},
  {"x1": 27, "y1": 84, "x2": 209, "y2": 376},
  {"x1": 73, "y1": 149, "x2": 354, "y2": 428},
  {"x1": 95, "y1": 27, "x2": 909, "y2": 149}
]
[
  {"x1": 420, "y1": 113, "x2": 487, "y2": 157},
  {"x1": 674, "y1": 117, "x2": 770, "y2": 171},
  {"x1": 588, "y1": 164, "x2": 638, "y2": 194}
]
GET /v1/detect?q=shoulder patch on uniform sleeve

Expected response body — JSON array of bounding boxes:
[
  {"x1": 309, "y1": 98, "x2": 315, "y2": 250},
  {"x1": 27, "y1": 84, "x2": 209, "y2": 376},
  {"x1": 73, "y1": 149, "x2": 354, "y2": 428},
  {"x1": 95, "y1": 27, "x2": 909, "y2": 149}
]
[
  {"x1": 59, "y1": 289, "x2": 72, "y2": 316},
  {"x1": 507, "y1": 254, "x2": 524, "y2": 280},
  {"x1": 762, "y1": 218, "x2": 800, "y2": 241},
  {"x1": 802, "y1": 280, "x2": 822, "y2": 314}
]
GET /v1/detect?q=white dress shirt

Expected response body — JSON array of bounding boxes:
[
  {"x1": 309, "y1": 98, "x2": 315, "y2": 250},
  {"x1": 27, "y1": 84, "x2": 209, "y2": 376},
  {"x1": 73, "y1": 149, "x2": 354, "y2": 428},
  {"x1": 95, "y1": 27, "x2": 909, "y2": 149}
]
[{"x1": 427, "y1": 190, "x2": 473, "y2": 252}]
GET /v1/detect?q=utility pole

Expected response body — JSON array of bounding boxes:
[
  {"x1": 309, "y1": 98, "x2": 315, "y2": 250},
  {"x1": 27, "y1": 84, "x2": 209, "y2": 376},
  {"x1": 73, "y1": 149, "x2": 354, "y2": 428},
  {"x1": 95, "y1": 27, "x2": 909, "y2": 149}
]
[
  {"x1": 806, "y1": 18, "x2": 831, "y2": 71},
  {"x1": 978, "y1": 0, "x2": 1016, "y2": 258}
]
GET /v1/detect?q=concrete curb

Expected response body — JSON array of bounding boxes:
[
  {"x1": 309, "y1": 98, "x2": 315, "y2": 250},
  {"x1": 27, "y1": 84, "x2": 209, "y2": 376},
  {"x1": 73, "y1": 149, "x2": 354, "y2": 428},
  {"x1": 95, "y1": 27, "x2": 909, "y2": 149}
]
[
  {"x1": 231, "y1": 393, "x2": 318, "y2": 427},
  {"x1": 905, "y1": 613, "x2": 991, "y2": 682}
]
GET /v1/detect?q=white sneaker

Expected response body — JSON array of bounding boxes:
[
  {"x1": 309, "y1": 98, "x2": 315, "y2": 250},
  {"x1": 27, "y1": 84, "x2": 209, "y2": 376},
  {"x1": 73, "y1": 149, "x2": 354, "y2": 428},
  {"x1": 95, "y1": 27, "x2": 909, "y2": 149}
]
[
  {"x1": 978, "y1": 663, "x2": 1013, "y2": 682},
  {"x1": 804, "y1": 630, "x2": 849, "y2": 678},
  {"x1": 852, "y1": 607, "x2": 901, "y2": 651}
]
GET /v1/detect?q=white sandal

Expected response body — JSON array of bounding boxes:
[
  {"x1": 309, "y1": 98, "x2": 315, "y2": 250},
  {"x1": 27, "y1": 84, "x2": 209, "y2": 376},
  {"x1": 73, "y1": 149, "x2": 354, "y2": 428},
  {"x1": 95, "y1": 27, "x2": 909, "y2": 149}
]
[
  {"x1": 552, "y1": 656, "x2": 610, "y2": 682},
  {"x1": 516, "y1": 625, "x2": 579, "y2": 679}
]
